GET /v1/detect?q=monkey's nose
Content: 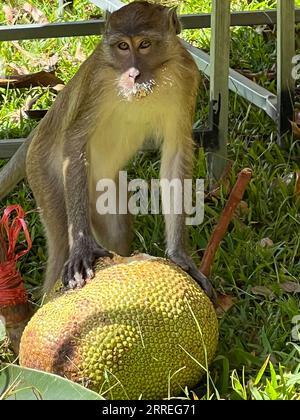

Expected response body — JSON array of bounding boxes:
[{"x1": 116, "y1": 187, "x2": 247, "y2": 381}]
[{"x1": 128, "y1": 67, "x2": 140, "y2": 81}]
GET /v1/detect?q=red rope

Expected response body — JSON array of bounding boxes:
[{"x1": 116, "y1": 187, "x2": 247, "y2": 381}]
[{"x1": 0, "y1": 205, "x2": 32, "y2": 306}]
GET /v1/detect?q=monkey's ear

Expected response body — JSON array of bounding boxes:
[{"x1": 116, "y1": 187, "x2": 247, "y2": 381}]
[
  {"x1": 168, "y1": 7, "x2": 181, "y2": 35},
  {"x1": 104, "y1": 11, "x2": 113, "y2": 35}
]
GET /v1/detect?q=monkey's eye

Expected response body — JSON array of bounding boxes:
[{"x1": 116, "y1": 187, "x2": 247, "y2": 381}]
[
  {"x1": 139, "y1": 40, "x2": 151, "y2": 49},
  {"x1": 118, "y1": 42, "x2": 129, "y2": 51}
]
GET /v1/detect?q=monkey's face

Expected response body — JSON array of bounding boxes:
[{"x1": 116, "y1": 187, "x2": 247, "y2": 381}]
[{"x1": 104, "y1": 2, "x2": 181, "y2": 101}]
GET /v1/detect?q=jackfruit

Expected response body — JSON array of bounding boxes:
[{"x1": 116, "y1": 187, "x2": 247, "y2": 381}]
[{"x1": 19, "y1": 254, "x2": 218, "y2": 400}]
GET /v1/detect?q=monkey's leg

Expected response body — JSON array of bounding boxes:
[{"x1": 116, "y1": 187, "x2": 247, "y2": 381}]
[
  {"x1": 28, "y1": 173, "x2": 69, "y2": 294},
  {"x1": 42, "y1": 216, "x2": 69, "y2": 294},
  {"x1": 160, "y1": 136, "x2": 215, "y2": 300},
  {"x1": 91, "y1": 212, "x2": 132, "y2": 257},
  {"x1": 62, "y1": 137, "x2": 112, "y2": 289}
]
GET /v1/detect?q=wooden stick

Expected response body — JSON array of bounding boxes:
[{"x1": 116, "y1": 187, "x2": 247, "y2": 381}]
[{"x1": 200, "y1": 168, "x2": 253, "y2": 277}]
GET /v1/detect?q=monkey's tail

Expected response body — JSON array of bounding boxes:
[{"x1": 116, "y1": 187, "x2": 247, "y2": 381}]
[{"x1": 0, "y1": 134, "x2": 33, "y2": 201}]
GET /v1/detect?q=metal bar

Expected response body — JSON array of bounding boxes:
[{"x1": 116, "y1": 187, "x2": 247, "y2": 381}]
[
  {"x1": 184, "y1": 41, "x2": 278, "y2": 122},
  {"x1": 0, "y1": 139, "x2": 25, "y2": 159},
  {"x1": 89, "y1": 0, "x2": 122, "y2": 13},
  {"x1": 277, "y1": 0, "x2": 295, "y2": 145},
  {"x1": 0, "y1": 128, "x2": 216, "y2": 158},
  {"x1": 0, "y1": 20, "x2": 105, "y2": 41},
  {"x1": 182, "y1": 9, "x2": 300, "y2": 29},
  {"x1": 1, "y1": 9, "x2": 300, "y2": 41},
  {"x1": 207, "y1": 0, "x2": 231, "y2": 183}
]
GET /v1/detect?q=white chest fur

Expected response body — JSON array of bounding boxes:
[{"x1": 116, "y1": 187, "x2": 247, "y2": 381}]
[{"x1": 87, "y1": 83, "x2": 179, "y2": 186}]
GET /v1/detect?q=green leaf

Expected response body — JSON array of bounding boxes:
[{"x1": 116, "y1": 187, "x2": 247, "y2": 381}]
[
  {"x1": 265, "y1": 379, "x2": 278, "y2": 400},
  {"x1": 269, "y1": 361, "x2": 278, "y2": 388},
  {"x1": 249, "y1": 385, "x2": 264, "y2": 400},
  {"x1": 0, "y1": 364, "x2": 104, "y2": 400},
  {"x1": 286, "y1": 373, "x2": 300, "y2": 388},
  {"x1": 254, "y1": 355, "x2": 270, "y2": 386}
]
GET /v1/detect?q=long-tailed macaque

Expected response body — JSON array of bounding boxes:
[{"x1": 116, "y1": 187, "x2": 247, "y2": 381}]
[{"x1": 0, "y1": 1, "x2": 213, "y2": 298}]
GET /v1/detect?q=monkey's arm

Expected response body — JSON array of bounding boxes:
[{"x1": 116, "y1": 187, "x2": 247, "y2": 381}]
[
  {"x1": 160, "y1": 134, "x2": 214, "y2": 300},
  {"x1": 62, "y1": 129, "x2": 112, "y2": 288}
]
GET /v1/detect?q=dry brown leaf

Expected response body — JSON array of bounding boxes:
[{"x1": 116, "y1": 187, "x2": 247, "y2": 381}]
[
  {"x1": 259, "y1": 237, "x2": 274, "y2": 248},
  {"x1": 0, "y1": 71, "x2": 64, "y2": 89},
  {"x1": 291, "y1": 120, "x2": 300, "y2": 139},
  {"x1": 48, "y1": 54, "x2": 59, "y2": 69},
  {"x1": 3, "y1": 5, "x2": 18, "y2": 24},
  {"x1": 7, "y1": 63, "x2": 29, "y2": 76},
  {"x1": 251, "y1": 286, "x2": 275, "y2": 299},
  {"x1": 280, "y1": 281, "x2": 300, "y2": 294},
  {"x1": 75, "y1": 43, "x2": 87, "y2": 63},
  {"x1": 22, "y1": 2, "x2": 48, "y2": 24},
  {"x1": 215, "y1": 293, "x2": 235, "y2": 317},
  {"x1": 52, "y1": 84, "x2": 65, "y2": 92}
]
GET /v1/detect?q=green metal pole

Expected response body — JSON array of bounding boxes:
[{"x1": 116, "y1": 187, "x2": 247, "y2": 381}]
[
  {"x1": 277, "y1": 0, "x2": 295, "y2": 146},
  {"x1": 207, "y1": 0, "x2": 231, "y2": 185}
]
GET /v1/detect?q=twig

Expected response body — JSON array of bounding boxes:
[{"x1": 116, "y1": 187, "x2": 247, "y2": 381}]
[{"x1": 200, "y1": 168, "x2": 253, "y2": 277}]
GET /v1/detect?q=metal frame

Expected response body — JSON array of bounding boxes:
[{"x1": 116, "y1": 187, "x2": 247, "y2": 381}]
[
  {"x1": 206, "y1": 0, "x2": 231, "y2": 182},
  {"x1": 0, "y1": 0, "x2": 297, "y2": 180},
  {"x1": 277, "y1": 0, "x2": 295, "y2": 147},
  {"x1": 2, "y1": 9, "x2": 300, "y2": 41}
]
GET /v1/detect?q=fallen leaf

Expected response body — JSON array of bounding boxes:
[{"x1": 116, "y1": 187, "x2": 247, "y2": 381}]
[
  {"x1": 3, "y1": 5, "x2": 18, "y2": 24},
  {"x1": 259, "y1": 237, "x2": 274, "y2": 248},
  {"x1": 291, "y1": 120, "x2": 300, "y2": 139},
  {"x1": 52, "y1": 84, "x2": 65, "y2": 92},
  {"x1": 0, "y1": 71, "x2": 64, "y2": 88},
  {"x1": 215, "y1": 293, "x2": 234, "y2": 317},
  {"x1": 280, "y1": 281, "x2": 300, "y2": 294},
  {"x1": 251, "y1": 286, "x2": 275, "y2": 299},
  {"x1": 48, "y1": 54, "x2": 59, "y2": 69},
  {"x1": 23, "y1": 2, "x2": 48, "y2": 24},
  {"x1": 7, "y1": 63, "x2": 29, "y2": 76},
  {"x1": 75, "y1": 42, "x2": 86, "y2": 63}
]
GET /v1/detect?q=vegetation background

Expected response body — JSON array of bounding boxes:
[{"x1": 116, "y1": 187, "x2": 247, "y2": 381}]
[{"x1": 0, "y1": 0, "x2": 300, "y2": 399}]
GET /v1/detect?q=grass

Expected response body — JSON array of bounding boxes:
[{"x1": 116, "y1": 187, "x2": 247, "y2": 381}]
[{"x1": 0, "y1": 0, "x2": 300, "y2": 400}]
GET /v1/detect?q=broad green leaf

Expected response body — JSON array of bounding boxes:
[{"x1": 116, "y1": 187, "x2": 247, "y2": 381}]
[{"x1": 0, "y1": 364, "x2": 104, "y2": 400}]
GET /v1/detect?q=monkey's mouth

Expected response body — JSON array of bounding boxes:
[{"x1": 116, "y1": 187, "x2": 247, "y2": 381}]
[{"x1": 118, "y1": 80, "x2": 156, "y2": 100}]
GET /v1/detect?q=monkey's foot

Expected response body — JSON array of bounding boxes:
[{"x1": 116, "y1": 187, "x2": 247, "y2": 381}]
[
  {"x1": 62, "y1": 236, "x2": 112, "y2": 289},
  {"x1": 167, "y1": 251, "x2": 216, "y2": 302}
]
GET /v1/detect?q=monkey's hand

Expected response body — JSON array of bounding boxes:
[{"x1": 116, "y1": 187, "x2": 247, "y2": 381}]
[
  {"x1": 167, "y1": 250, "x2": 216, "y2": 302},
  {"x1": 63, "y1": 236, "x2": 112, "y2": 289}
]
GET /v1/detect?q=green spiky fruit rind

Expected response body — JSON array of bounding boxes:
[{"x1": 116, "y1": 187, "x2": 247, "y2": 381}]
[{"x1": 19, "y1": 257, "x2": 218, "y2": 400}]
